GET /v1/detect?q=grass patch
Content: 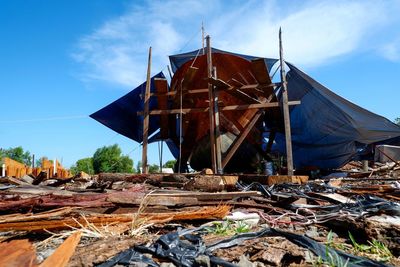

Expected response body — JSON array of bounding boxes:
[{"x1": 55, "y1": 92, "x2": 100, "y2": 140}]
[{"x1": 205, "y1": 219, "x2": 251, "y2": 236}]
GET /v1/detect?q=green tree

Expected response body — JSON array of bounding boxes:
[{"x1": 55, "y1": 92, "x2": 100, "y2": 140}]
[
  {"x1": 35, "y1": 156, "x2": 52, "y2": 168},
  {"x1": 148, "y1": 164, "x2": 160, "y2": 173},
  {"x1": 395, "y1": 117, "x2": 400, "y2": 126},
  {"x1": 92, "y1": 144, "x2": 134, "y2": 174},
  {"x1": 163, "y1": 160, "x2": 176, "y2": 168},
  {"x1": 70, "y1": 157, "x2": 94, "y2": 175},
  {"x1": 1, "y1": 146, "x2": 32, "y2": 165}
]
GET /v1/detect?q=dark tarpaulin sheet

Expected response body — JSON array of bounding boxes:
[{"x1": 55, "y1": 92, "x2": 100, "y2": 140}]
[
  {"x1": 271, "y1": 63, "x2": 400, "y2": 169},
  {"x1": 169, "y1": 47, "x2": 278, "y2": 73},
  {"x1": 90, "y1": 72, "x2": 166, "y2": 143}
]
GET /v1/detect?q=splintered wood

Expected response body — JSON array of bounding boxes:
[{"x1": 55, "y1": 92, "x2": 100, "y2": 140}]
[
  {"x1": 0, "y1": 205, "x2": 231, "y2": 232},
  {"x1": 0, "y1": 166, "x2": 399, "y2": 267}
]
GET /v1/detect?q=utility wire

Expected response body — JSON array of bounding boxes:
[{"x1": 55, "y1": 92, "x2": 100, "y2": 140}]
[{"x1": 0, "y1": 115, "x2": 87, "y2": 124}]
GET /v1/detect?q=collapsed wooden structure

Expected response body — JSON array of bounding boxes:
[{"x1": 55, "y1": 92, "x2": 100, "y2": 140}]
[
  {"x1": 90, "y1": 31, "x2": 400, "y2": 173},
  {"x1": 141, "y1": 32, "x2": 298, "y2": 175}
]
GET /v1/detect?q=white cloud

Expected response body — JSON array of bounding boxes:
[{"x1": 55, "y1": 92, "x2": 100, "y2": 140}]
[
  {"x1": 380, "y1": 38, "x2": 400, "y2": 62},
  {"x1": 212, "y1": 1, "x2": 392, "y2": 67},
  {"x1": 72, "y1": 0, "x2": 400, "y2": 87}
]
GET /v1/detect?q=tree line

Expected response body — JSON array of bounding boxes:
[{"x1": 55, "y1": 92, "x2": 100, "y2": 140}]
[
  {"x1": 70, "y1": 144, "x2": 176, "y2": 175},
  {"x1": 1, "y1": 144, "x2": 176, "y2": 175},
  {"x1": 0, "y1": 146, "x2": 49, "y2": 167}
]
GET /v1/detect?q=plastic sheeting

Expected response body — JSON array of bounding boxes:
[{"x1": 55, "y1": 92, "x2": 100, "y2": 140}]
[
  {"x1": 90, "y1": 72, "x2": 166, "y2": 143},
  {"x1": 97, "y1": 226, "x2": 387, "y2": 267},
  {"x1": 270, "y1": 64, "x2": 400, "y2": 169}
]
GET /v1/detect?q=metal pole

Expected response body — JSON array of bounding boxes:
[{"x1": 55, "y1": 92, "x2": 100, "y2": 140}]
[
  {"x1": 142, "y1": 47, "x2": 152, "y2": 174},
  {"x1": 279, "y1": 28, "x2": 294, "y2": 176}
]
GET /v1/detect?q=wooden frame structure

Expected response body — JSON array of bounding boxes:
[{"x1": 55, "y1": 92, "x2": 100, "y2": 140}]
[{"x1": 141, "y1": 33, "x2": 298, "y2": 175}]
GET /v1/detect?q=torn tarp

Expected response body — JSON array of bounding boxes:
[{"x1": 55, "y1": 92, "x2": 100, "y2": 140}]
[
  {"x1": 270, "y1": 64, "x2": 400, "y2": 169},
  {"x1": 90, "y1": 72, "x2": 166, "y2": 143}
]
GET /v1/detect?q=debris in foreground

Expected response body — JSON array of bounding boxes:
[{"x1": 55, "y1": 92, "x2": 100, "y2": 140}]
[{"x1": 0, "y1": 165, "x2": 399, "y2": 266}]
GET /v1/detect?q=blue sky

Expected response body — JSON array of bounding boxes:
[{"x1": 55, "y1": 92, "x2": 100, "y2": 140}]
[{"x1": 1, "y1": 0, "x2": 400, "y2": 168}]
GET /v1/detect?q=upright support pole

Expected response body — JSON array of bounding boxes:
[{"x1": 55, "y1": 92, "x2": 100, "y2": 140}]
[
  {"x1": 279, "y1": 28, "x2": 294, "y2": 176},
  {"x1": 142, "y1": 47, "x2": 152, "y2": 174},
  {"x1": 213, "y1": 67, "x2": 223, "y2": 174},
  {"x1": 201, "y1": 22, "x2": 205, "y2": 55},
  {"x1": 206, "y1": 36, "x2": 217, "y2": 173},
  {"x1": 1, "y1": 163, "x2": 5, "y2": 177},
  {"x1": 53, "y1": 158, "x2": 57, "y2": 178}
]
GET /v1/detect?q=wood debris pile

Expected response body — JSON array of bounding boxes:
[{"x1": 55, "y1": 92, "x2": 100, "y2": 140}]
[{"x1": 0, "y1": 165, "x2": 399, "y2": 266}]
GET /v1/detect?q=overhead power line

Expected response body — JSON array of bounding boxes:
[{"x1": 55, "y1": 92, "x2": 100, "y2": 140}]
[{"x1": 0, "y1": 115, "x2": 87, "y2": 124}]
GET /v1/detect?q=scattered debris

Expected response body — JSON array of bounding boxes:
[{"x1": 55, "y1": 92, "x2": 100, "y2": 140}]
[{"x1": 0, "y1": 162, "x2": 399, "y2": 266}]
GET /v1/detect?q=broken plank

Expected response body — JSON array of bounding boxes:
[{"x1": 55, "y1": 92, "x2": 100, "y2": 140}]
[{"x1": 39, "y1": 232, "x2": 81, "y2": 267}]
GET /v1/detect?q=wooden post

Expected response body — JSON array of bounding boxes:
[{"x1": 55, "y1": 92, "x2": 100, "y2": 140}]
[
  {"x1": 53, "y1": 158, "x2": 57, "y2": 178},
  {"x1": 279, "y1": 28, "x2": 294, "y2": 176},
  {"x1": 206, "y1": 36, "x2": 217, "y2": 173},
  {"x1": 213, "y1": 66, "x2": 223, "y2": 174},
  {"x1": 201, "y1": 22, "x2": 205, "y2": 55},
  {"x1": 1, "y1": 163, "x2": 5, "y2": 177},
  {"x1": 142, "y1": 47, "x2": 152, "y2": 174},
  {"x1": 362, "y1": 160, "x2": 368, "y2": 172}
]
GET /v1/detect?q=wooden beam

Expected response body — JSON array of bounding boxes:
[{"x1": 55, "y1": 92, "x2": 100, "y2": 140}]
[
  {"x1": 149, "y1": 83, "x2": 280, "y2": 97},
  {"x1": 279, "y1": 28, "x2": 294, "y2": 176},
  {"x1": 207, "y1": 77, "x2": 230, "y2": 88},
  {"x1": 138, "y1": 101, "x2": 301, "y2": 115},
  {"x1": 213, "y1": 67, "x2": 223, "y2": 174},
  {"x1": 222, "y1": 110, "x2": 263, "y2": 168},
  {"x1": 141, "y1": 47, "x2": 152, "y2": 174},
  {"x1": 206, "y1": 35, "x2": 217, "y2": 173}
]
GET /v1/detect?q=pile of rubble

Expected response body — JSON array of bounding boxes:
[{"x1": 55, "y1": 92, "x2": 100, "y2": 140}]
[{"x1": 0, "y1": 164, "x2": 399, "y2": 266}]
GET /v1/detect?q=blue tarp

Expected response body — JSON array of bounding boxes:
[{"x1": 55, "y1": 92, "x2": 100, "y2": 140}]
[
  {"x1": 90, "y1": 72, "x2": 165, "y2": 143},
  {"x1": 90, "y1": 48, "x2": 400, "y2": 170},
  {"x1": 270, "y1": 63, "x2": 400, "y2": 169}
]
